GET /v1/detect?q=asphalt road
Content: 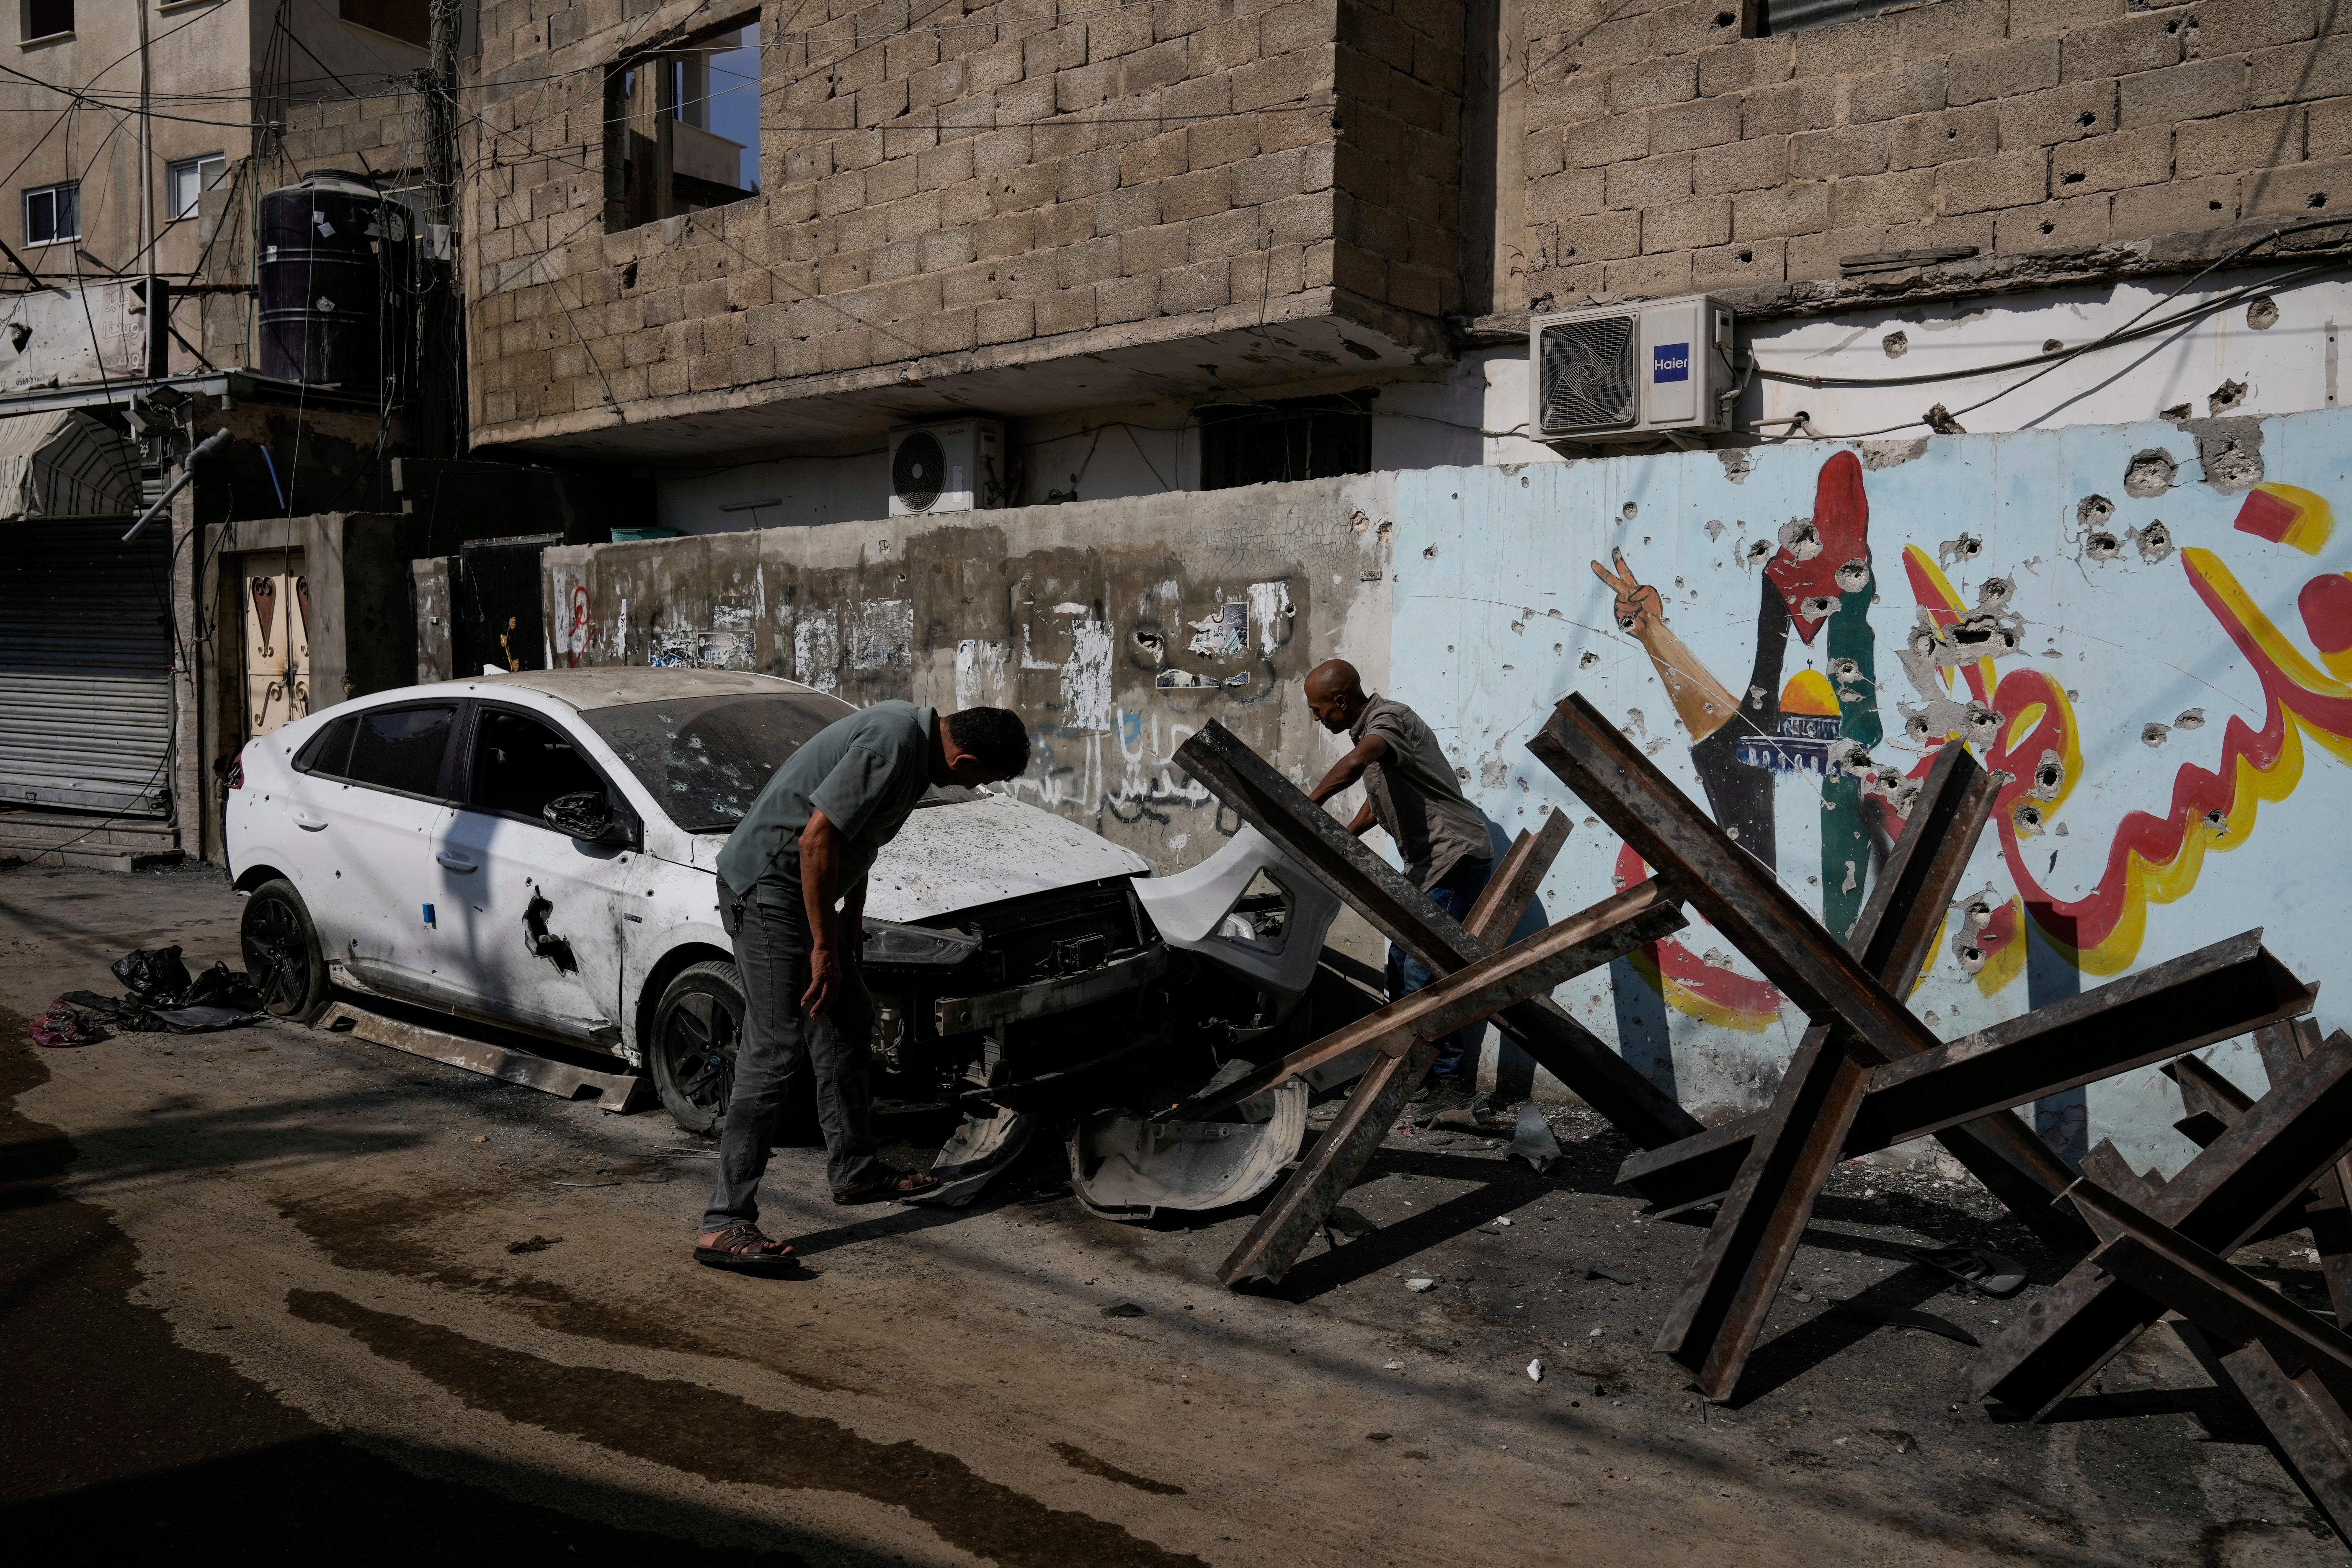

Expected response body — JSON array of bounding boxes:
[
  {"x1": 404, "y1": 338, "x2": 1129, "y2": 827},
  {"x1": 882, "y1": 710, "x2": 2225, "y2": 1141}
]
[{"x1": 1, "y1": 861, "x2": 2342, "y2": 1566}]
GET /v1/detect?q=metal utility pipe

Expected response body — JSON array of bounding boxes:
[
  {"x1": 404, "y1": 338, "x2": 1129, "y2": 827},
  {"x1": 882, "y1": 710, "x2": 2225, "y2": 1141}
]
[{"x1": 124, "y1": 429, "x2": 232, "y2": 542}]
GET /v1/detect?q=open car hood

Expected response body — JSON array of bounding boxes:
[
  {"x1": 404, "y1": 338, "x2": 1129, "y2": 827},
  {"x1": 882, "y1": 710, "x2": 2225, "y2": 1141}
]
[{"x1": 691, "y1": 794, "x2": 1151, "y2": 924}]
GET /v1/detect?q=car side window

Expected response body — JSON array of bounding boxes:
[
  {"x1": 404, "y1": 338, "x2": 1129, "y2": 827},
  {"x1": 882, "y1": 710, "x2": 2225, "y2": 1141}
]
[
  {"x1": 294, "y1": 714, "x2": 358, "y2": 776},
  {"x1": 344, "y1": 705, "x2": 457, "y2": 797},
  {"x1": 469, "y1": 707, "x2": 607, "y2": 827}
]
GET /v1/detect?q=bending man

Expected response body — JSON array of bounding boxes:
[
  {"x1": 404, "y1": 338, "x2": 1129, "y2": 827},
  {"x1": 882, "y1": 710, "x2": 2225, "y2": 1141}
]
[
  {"x1": 1304, "y1": 659, "x2": 1495, "y2": 1107},
  {"x1": 696, "y1": 700, "x2": 1031, "y2": 1272}
]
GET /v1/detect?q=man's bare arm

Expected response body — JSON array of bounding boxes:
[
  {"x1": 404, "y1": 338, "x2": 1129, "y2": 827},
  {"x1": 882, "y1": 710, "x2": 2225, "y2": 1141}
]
[
  {"x1": 1308, "y1": 731, "x2": 1390, "y2": 807},
  {"x1": 798, "y1": 810, "x2": 848, "y2": 1015}
]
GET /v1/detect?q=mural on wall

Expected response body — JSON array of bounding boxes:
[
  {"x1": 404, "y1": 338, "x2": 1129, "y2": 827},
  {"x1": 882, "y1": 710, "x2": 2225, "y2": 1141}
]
[{"x1": 1392, "y1": 408, "x2": 2352, "y2": 1173}]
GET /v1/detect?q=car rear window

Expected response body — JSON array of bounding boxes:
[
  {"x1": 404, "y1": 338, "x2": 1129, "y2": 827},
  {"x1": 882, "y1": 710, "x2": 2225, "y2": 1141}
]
[
  {"x1": 294, "y1": 714, "x2": 358, "y2": 776},
  {"x1": 579, "y1": 691, "x2": 984, "y2": 833},
  {"x1": 345, "y1": 704, "x2": 457, "y2": 797}
]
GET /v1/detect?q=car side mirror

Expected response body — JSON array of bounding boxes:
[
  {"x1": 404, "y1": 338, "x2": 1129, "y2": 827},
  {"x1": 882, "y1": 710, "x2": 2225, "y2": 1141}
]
[{"x1": 544, "y1": 790, "x2": 630, "y2": 846}]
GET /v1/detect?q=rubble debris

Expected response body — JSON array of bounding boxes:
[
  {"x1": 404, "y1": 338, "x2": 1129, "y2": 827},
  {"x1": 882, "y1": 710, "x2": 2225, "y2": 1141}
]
[
  {"x1": 29, "y1": 1000, "x2": 100, "y2": 1048},
  {"x1": 506, "y1": 1235, "x2": 564, "y2": 1255},
  {"x1": 1101, "y1": 1301, "x2": 1147, "y2": 1318},
  {"x1": 1870, "y1": 1429, "x2": 1918, "y2": 1454},
  {"x1": 1405, "y1": 1277, "x2": 1437, "y2": 1293},
  {"x1": 1507, "y1": 1101, "x2": 1563, "y2": 1173},
  {"x1": 1526, "y1": 1359, "x2": 1544, "y2": 1382},
  {"x1": 1905, "y1": 1245, "x2": 2026, "y2": 1297},
  {"x1": 1583, "y1": 1264, "x2": 1636, "y2": 1285}
]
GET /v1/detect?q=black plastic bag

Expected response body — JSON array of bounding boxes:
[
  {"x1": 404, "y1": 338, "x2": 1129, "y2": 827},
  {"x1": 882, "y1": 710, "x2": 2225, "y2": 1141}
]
[
  {"x1": 112, "y1": 946, "x2": 193, "y2": 1000},
  {"x1": 184, "y1": 962, "x2": 263, "y2": 1012}
]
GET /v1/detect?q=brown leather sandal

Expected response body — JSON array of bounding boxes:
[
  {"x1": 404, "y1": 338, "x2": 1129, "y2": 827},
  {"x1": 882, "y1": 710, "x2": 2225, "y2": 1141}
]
[
  {"x1": 833, "y1": 1169, "x2": 942, "y2": 1205},
  {"x1": 694, "y1": 1224, "x2": 797, "y2": 1273}
]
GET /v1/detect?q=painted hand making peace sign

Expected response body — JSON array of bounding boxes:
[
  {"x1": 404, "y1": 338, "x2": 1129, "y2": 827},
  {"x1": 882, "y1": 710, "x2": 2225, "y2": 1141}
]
[
  {"x1": 1587, "y1": 545, "x2": 1741, "y2": 744},
  {"x1": 1591, "y1": 547, "x2": 1667, "y2": 639}
]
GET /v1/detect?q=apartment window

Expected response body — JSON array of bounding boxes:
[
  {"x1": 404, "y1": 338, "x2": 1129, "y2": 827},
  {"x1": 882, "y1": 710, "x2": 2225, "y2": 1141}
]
[
  {"x1": 339, "y1": 0, "x2": 427, "y2": 47},
  {"x1": 1197, "y1": 393, "x2": 1375, "y2": 491},
  {"x1": 21, "y1": 0, "x2": 72, "y2": 41},
  {"x1": 23, "y1": 181, "x2": 77, "y2": 246},
  {"x1": 1751, "y1": 0, "x2": 1910, "y2": 33},
  {"x1": 166, "y1": 154, "x2": 225, "y2": 220},
  {"x1": 603, "y1": 15, "x2": 761, "y2": 232}
]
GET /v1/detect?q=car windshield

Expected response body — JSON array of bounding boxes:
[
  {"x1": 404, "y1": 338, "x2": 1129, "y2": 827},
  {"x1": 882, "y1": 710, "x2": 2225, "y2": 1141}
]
[{"x1": 578, "y1": 692, "x2": 983, "y2": 833}]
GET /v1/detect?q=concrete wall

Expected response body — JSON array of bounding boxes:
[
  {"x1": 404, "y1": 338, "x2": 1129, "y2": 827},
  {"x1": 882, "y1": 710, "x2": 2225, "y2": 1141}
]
[
  {"x1": 1396, "y1": 402, "x2": 2352, "y2": 1177},
  {"x1": 1520, "y1": 0, "x2": 2352, "y2": 308},
  {"x1": 541, "y1": 471, "x2": 1397, "y2": 872}
]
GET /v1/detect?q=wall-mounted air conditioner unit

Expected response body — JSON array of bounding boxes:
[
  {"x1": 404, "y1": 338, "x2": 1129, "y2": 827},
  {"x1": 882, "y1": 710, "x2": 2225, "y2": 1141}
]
[
  {"x1": 1527, "y1": 294, "x2": 1735, "y2": 443},
  {"x1": 887, "y1": 420, "x2": 1006, "y2": 516}
]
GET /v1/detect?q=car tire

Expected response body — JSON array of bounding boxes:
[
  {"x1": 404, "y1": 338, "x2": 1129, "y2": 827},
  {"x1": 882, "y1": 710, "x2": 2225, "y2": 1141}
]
[
  {"x1": 240, "y1": 877, "x2": 329, "y2": 1023},
  {"x1": 650, "y1": 959, "x2": 746, "y2": 1134}
]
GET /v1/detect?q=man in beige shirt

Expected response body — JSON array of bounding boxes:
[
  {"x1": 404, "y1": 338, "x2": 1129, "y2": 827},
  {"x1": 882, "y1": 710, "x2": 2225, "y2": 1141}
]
[{"x1": 1304, "y1": 659, "x2": 1494, "y2": 1101}]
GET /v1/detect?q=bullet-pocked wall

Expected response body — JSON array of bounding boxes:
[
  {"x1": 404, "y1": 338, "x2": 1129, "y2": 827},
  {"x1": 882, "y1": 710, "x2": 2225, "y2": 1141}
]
[
  {"x1": 540, "y1": 472, "x2": 1397, "y2": 874},
  {"x1": 1394, "y1": 404, "x2": 2352, "y2": 1178}
]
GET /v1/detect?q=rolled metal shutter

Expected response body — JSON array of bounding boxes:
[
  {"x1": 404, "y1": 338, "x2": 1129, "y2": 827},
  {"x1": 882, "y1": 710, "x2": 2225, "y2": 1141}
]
[{"x1": 0, "y1": 519, "x2": 174, "y2": 815}]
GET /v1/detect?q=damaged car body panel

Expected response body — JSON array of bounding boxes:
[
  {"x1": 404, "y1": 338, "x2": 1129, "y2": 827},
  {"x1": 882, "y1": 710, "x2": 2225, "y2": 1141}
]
[{"x1": 228, "y1": 669, "x2": 1360, "y2": 1216}]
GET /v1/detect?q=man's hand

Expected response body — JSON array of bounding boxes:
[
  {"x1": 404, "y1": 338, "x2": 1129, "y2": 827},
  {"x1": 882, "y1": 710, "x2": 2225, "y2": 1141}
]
[{"x1": 803, "y1": 942, "x2": 847, "y2": 1016}]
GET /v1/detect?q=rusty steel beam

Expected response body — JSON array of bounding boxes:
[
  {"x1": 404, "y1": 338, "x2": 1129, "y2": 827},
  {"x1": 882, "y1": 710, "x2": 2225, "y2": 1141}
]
[
  {"x1": 2174, "y1": 1322, "x2": 2352, "y2": 1549},
  {"x1": 1175, "y1": 721, "x2": 1702, "y2": 1149},
  {"x1": 1462, "y1": 812, "x2": 1573, "y2": 944},
  {"x1": 1165, "y1": 879, "x2": 1684, "y2": 1124},
  {"x1": 1531, "y1": 694, "x2": 2087, "y2": 1243},
  {"x1": 1201, "y1": 737, "x2": 1648, "y2": 1289},
  {"x1": 1618, "y1": 931, "x2": 2313, "y2": 1214},
  {"x1": 1656, "y1": 740, "x2": 1996, "y2": 1402},
  {"x1": 1216, "y1": 1038, "x2": 1436, "y2": 1287},
  {"x1": 1975, "y1": 1033, "x2": 2352, "y2": 1418},
  {"x1": 2255, "y1": 1020, "x2": 2352, "y2": 1328},
  {"x1": 2062, "y1": 1177, "x2": 2352, "y2": 1411}
]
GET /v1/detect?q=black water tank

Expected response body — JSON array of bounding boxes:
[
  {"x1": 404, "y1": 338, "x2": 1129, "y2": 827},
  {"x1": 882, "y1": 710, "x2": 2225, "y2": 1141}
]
[{"x1": 257, "y1": 170, "x2": 413, "y2": 399}]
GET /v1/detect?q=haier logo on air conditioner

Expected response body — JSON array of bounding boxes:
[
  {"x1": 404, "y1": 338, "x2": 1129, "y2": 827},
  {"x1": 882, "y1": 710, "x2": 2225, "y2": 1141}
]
[{"x1": 1527, "y1": 293, "x2": 1735, "y2": 442}]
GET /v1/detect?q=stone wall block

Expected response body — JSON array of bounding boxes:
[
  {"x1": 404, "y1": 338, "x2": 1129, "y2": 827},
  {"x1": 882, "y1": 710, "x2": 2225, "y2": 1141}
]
[
  {"x1": 1947, "y1": 36, "x2": 2063, "y2": 108},
  {"x1": 1935, "y1": 147, "x2": 2050, "y2": 213},
  {"x1": 1997, "y1": 80, "x2": 2120, "y2": 151}
]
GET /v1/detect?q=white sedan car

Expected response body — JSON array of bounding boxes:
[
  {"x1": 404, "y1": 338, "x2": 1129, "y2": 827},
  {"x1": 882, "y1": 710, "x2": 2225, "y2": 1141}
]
[{"x1": 224, "y1": 671, "x2": 1165, "y2": 1119}]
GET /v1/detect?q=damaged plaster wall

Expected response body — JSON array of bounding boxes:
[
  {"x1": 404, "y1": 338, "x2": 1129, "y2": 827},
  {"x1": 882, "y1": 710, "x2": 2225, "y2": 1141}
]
[
  {"x1": 543, "y1": 474, "x2": 1397, "y2": 882},
  {"x1": 1396, "y1": 405, "x2": 2352, "y2": 1179}
]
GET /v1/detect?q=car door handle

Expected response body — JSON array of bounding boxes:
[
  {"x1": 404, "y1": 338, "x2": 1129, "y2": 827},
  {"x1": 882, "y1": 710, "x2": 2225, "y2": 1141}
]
[
  {"x1": 436, "y1": 850, "x2": 479, "y2": 872},
  {"x1": 293, "y1": 809, "x2": 328, "y2": 831}
]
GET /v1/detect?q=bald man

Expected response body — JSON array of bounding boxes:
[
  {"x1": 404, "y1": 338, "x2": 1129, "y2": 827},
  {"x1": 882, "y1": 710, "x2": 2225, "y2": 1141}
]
[{"x1": 1305, "y1": 660, "x2": 1495, "y2": 1103}]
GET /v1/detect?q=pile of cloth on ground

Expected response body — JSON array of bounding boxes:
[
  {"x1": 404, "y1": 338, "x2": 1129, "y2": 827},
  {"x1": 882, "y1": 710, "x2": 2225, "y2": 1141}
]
[{"x1": 29, "y1": 945, "x2": 266, "y2": 1047}]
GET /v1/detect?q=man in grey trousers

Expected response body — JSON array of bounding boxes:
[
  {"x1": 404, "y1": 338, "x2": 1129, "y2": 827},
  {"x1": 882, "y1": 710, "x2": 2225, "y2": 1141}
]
[{"x1": 694, "y1": 700, "x2": 1032, "y2": 1273}]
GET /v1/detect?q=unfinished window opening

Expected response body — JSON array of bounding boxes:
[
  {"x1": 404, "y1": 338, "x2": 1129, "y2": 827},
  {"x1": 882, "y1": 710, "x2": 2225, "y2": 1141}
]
[
  {"x1": 339, "y1": 0, "x2": 428, "y2": 47},
  {"x1": 1216, "y1": 869, "x2": 1295, "y2": 955},
  {"x1": 20, "y1": 0, "x2": 71, "y2": 42},
  {"x1": 470, "y1": 708, "x2": 606, "y2": 826},
  {"x1": 1197, "y1": 392, "x2": 1374, "y2": 492},
  {"x1": 604, "y1": 13, "x2": 761, "y2": 233},
  {"x1": 1749, "y1": 0, "x2": 1914, "y2": 34}
]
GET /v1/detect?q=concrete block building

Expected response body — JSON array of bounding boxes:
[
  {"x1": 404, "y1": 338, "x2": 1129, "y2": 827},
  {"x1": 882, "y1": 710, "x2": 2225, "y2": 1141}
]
[{"x1": 461, "y1": 0, "x2": 2352, "y2": 525}]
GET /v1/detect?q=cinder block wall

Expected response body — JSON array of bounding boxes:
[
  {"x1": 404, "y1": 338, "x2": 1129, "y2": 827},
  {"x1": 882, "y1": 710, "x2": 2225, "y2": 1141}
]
[
  {"x1": 1522, "y1": 0, "x2": 2352, "y2": 305},
  {"x1": 465, "y1": 0, "x2": 1466, "y2": 446}
]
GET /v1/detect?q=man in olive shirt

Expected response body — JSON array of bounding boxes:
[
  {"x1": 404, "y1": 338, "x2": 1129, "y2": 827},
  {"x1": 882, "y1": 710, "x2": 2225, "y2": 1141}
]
[
  {"x1": 1305, "y1": 660, "x2": 1496, "y2": 1101},
  {"x1": 696, "y1": 700, "x2": 1031, "y2": 1272}
]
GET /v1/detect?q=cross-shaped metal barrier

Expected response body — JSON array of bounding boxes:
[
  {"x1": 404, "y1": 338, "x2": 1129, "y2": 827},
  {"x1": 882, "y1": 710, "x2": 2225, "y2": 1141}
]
[
  {"x1": 1524, "y1": 693, "x2": 2315, "y2": 1400},
  {"x1": 1171, "y1": 722, "x2": 1704, "y2": 1287},
  {"x1": 1975, "y1": 1034, "x2": 2352, "y2": 1419}
]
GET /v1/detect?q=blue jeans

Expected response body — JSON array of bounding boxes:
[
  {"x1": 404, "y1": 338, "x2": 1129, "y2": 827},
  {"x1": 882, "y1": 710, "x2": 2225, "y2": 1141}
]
[{"x1": 1385, "y1": 854, "x2": 1495, "y2": 1084}]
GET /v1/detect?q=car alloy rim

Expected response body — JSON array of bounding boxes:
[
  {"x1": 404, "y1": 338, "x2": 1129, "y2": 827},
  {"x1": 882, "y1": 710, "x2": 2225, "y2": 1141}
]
[
  {"x1": 665, "y1": 990, "x2": 737, "y2": 1113},
  {"x1": 247, "y1": 897, "x2": 307, "y2": 1008}
]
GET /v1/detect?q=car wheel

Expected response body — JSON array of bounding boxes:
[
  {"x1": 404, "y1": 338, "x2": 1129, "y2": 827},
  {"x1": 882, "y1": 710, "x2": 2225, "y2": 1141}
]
[
  {"x1": 650, "y1": 959, "x2": 745, "y2": 1134},
  {"x1": 240, "y1": 878, "x2": 328, "y2": 1022}
]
